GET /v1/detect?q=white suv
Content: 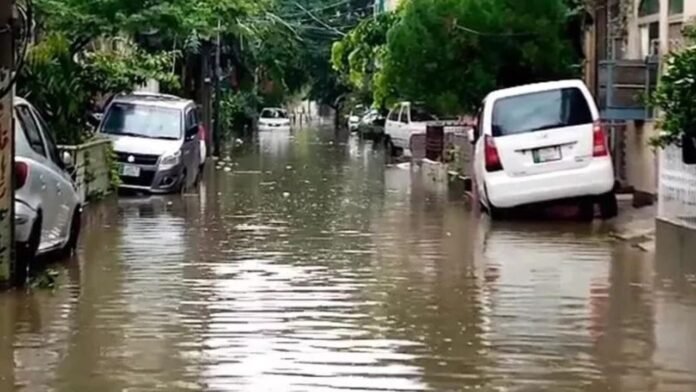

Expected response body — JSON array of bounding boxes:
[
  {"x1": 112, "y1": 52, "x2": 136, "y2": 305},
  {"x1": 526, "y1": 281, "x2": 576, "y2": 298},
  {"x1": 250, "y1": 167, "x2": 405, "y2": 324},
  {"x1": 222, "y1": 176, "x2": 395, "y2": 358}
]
[
  {"x1": 384, "y1": 102, "x2": 437, "y2": 155},
  {"x1": 14, "y1": 98, "x2": 82, "y2": 278},
  {"x1": 471, "y1": 80, "x2": 617, "y2": 220}
]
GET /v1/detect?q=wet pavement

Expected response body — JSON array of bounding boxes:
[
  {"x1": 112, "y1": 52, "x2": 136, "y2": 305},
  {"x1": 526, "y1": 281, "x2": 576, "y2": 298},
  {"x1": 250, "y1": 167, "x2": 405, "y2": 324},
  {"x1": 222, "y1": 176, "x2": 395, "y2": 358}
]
[{"x1": 2, "y1": 126, "x2": 696, "y2": 391}]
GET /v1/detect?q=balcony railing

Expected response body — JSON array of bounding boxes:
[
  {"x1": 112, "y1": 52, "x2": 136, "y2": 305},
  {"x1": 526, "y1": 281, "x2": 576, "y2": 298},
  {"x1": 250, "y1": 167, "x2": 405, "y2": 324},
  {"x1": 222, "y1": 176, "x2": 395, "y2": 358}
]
[{"x1": 597, "y1": 59, "x2": 659, "y2": 121}]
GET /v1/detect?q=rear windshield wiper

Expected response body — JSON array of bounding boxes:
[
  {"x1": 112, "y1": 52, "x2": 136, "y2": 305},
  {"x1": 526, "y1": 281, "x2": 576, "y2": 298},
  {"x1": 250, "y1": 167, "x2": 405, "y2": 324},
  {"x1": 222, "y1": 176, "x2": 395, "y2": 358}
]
[{"x1": 531, "y1": 123, "x2": 569, "y2": 132}]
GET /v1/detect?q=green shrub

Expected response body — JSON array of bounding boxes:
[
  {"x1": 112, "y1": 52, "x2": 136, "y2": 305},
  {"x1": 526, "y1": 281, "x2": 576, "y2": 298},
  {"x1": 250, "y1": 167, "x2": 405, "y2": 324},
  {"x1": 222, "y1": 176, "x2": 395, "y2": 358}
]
[{"x1": 650, "y1": 25, "x2": 696, "y2": 148}]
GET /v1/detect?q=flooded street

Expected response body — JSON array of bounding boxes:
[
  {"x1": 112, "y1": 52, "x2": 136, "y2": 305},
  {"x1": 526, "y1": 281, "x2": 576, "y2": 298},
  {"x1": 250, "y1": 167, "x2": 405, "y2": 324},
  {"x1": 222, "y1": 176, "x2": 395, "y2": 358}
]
[{"x1": 2, "y1": 127, "x2": 696, "y2": 391}]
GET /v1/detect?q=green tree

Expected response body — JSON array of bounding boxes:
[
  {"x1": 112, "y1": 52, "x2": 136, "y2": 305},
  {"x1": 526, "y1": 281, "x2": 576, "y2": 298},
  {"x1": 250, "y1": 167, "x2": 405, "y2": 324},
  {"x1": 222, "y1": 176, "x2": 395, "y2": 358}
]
[
  {"x1": 332, "y1": 0, "x2": 583, "y2": 115},
  {"x1": 650, "y1": 25, "x2": 696, "y2": 148},
  {"x1": 377, "y1": 0, "x2": 578, "y2": 114}
]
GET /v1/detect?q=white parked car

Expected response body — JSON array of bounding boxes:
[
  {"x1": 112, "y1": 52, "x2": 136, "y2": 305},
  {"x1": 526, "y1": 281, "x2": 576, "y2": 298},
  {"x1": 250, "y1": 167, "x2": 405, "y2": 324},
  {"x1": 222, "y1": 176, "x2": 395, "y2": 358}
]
[
  {"x1": 258, "y1": 108, "x2": 290, "y2": 130},
  {"x1": 347, "y1": 105, "x2": 365, "y2": 131},
  {"x1": 384, "y1": 102, "x2": 437, "y2": 155},
  {"x1": 198, "y1": 123, "x2": 207, "y2": 169},
  {"x1": 14, "y1": 98, "x2": 82, "y2": 272},
  {"x1": 471, "y1": 80, "x2": 617, "y2": 220},
  {"x1": 97, "y1": 93, "x2": 202, "y2": 194}
]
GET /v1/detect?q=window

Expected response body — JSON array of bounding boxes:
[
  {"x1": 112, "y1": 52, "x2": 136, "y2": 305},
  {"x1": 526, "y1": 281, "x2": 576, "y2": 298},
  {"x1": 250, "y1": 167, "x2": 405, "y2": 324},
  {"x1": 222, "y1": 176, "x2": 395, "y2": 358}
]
[
  {"x1": 640, "y1": 22, "x2": 660, "y2": 57},
  {"x1": 102, "y1": 103, "x2": 182, "y2": 140},
  {"x1": 31, "y1": 107, "x2": 63, "y2": 167},
  {"x1": 491, "y1": 88, "x2": 593, "y2": 137},
  {"x1": 670, "y1": 0, "x2": 684, "y2": 15},
  {"x1": 16, "y1": 105, "x2": 46, "y2": 157},
  {"x1": 638, "y1": 0, "x2": 659, "y2": 17},
  {"x1": 410, "y1": 105, "x2": 437, "y2": 122},
  {"x1": 261, "y1": 109, "x2": 288, "y2": 119},
  {"x1": 185, "y1": 108, "x2": 196, "y2": 130},
  {"x1": 388, "y1": 106, "x2": 400, "y2": 121},
  {"x1": 399, "y1": 106, "x2": 409, "y2": 123}
]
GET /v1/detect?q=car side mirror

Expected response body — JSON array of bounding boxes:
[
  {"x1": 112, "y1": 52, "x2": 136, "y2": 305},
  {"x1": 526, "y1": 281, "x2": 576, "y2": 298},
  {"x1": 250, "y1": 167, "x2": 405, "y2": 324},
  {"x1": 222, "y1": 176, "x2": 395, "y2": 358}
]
[
  {"x1": 61, "y1": 151, "x2": 74, "y2": 169},
  {"x1": 185, "y1": 125, "x2": 198, "y2": 141},
  {"x1": 88, "y1": 112, "x2": 103, "y2": 127}
]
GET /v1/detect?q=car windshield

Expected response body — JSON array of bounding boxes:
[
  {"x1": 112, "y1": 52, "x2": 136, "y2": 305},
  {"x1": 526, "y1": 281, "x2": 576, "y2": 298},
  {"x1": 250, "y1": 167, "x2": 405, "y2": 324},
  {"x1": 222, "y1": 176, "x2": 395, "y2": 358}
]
[
  {"x1": 410, "y1": 106, "x2": 437, "y2": 122},
  {"x1": 492, "y1": 87, "x2": 593, "y2": 137},
  {"x1": 102, "y1": 103, "x2": 182, "y2": 140},
  {"x1": 261, "y1": 109, "x2": 287, "y2": 119}
]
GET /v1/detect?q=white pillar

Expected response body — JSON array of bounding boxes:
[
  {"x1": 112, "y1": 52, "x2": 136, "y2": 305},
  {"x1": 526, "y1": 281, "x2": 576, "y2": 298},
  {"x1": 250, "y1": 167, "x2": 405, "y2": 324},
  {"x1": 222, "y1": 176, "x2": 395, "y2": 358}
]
[{"x1": 659, "y1": 0, "x2": 670, "y2": 56}]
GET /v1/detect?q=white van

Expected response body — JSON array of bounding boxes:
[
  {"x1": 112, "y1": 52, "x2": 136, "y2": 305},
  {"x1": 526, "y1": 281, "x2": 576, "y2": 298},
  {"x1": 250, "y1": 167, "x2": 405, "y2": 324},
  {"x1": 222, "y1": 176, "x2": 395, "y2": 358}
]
[{"x1": 471, "y1": 80, "x2": 617, "y2": 220}]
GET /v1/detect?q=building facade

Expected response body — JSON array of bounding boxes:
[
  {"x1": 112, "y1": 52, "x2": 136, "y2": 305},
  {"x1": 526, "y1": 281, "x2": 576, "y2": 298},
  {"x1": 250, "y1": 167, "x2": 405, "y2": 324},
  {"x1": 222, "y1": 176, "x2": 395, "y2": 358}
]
[{"x1": 586, "y1": 0, "x2": 691, "y2": 205}]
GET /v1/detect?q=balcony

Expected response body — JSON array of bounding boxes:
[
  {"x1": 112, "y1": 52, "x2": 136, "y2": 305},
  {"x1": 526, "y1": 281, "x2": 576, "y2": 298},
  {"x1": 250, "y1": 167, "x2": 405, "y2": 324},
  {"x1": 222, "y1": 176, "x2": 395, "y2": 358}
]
[{"x1": 597, "y1": 59, "x2": 659, "y2": 121}]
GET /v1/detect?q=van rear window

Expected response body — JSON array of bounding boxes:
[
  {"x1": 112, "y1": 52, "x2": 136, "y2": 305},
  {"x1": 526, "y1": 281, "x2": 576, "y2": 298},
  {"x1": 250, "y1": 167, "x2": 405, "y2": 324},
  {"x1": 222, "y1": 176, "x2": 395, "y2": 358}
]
[{"x1": 492, "y1": 87, "x2": 593, "y2": 137}]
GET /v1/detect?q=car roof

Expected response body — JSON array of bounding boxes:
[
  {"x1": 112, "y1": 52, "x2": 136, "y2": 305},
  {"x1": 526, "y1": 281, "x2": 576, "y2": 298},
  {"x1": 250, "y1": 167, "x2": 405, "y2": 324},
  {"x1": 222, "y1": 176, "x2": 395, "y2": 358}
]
[
  {"x1": 261, "y1": 107, "x2": 286, "y2": 112},
  {"x1": 111, "y1": 92, "x2": 194, "y2": 110},
  {"x1": 485, "y1": 79, "x2": 588, "y2": 102}
]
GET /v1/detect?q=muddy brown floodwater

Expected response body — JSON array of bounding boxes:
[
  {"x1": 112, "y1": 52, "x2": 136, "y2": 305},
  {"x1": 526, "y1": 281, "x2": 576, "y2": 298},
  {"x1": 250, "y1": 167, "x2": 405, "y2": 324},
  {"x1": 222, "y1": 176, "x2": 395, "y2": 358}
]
[{"x1": 1, "y1": 127, "x2": 696, "y2": 392}]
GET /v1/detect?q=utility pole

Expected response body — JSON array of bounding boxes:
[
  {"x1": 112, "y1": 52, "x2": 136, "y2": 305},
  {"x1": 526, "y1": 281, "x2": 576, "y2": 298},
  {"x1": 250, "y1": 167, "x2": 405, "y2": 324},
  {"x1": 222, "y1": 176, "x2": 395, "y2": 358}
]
[
  {"x1": 0, "y1": 0, "x2": 15, "y2": 288},
  {"x1": 212, "y1": 18, "x2": 222, "y2": 157}
]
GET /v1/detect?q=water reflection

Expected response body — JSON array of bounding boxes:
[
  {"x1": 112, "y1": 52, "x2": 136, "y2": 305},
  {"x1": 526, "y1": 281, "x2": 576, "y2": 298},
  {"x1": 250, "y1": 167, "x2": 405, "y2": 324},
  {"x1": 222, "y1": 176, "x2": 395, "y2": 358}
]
[{"x1": 0, "y1": 127, "x2": 695, "y2": 391}]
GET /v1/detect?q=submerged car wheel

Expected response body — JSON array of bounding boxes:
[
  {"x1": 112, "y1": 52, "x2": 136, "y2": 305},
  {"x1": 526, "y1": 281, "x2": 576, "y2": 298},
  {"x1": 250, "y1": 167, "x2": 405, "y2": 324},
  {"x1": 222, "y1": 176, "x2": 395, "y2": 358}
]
[
  {"x1": 599, "y1": 191, "x2": 619, "y2": 220},
  {"x1": 578, "y1": 199, "x2": 595, "y2": 222},
  {"x1": 16, "y1": 215, "x2": 41, "y2": 285},
  {"x1": 177, "y1": 171, "x2": 188, "y2": 194},
  {"x1": 384, "y1": 137, "x2": 402, "y2": 158},
  {"x1": 61, "y1": 209, "x2": 82, "y2": 256}
]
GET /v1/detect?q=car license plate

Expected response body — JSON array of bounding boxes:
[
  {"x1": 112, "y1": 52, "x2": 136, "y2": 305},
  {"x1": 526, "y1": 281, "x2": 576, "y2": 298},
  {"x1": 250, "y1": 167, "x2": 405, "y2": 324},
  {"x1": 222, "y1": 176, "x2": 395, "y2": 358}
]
[
  {"x1": 533, "y1": 147, "x2": 562, "y2": 163},
  {"x1": 120, "y1": 164, "x2": 140, "y2": 177}
]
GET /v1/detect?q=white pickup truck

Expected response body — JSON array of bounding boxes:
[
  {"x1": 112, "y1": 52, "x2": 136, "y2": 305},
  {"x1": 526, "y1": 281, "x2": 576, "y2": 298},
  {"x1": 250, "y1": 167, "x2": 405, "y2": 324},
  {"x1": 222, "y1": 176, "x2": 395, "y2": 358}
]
[{"x1": 384, "y1": 102, "x2": 438, "y2": 155}]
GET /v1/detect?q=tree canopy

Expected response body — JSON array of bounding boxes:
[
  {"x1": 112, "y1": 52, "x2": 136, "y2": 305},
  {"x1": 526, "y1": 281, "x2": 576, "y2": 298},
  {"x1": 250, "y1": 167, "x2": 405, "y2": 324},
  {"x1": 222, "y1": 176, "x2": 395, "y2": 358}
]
[{"x1": 333, "y1": 0, "x2": 584, "y2": 115}]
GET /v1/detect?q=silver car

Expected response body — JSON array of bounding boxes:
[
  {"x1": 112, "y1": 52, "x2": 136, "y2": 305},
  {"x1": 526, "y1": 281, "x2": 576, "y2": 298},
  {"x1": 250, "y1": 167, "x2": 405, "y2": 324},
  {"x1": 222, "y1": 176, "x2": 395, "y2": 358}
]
[
  {"x1": 14, "y1": 98, "x2": 82, "y2": 270},
  {"x1": 98, "y1": 93, "x2": 202, "y2": 193}
]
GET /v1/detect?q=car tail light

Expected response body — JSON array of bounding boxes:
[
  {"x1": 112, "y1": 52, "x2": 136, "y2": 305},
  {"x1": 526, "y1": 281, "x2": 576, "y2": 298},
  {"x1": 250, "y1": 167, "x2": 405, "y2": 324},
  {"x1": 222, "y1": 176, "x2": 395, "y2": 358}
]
[
  {"x1": 15, "y1": 162, "x2": 29, "y2": 190},
  {"x1": 198, "y1": 124, "x2": 206, "y2": 139},
  {"x1": 593, "y1": 121, "x2": 608, "y2": 157},
  {"x1": 485, "y1": 135, "x2": 503, "y2": 172}
]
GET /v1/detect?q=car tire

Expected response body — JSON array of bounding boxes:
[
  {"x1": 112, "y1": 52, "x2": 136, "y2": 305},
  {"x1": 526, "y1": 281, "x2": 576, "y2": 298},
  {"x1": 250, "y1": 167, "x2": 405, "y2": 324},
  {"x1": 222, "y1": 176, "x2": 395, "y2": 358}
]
[
  {"x1": 177, "y1": 171, "x2": 187, "y2": 194},
  {"x1": 384, "y1": 136, "x2": 395, "y2": 157},
  {"x1": 16, "y1": 215, "x2": 41, "y2": 285},
  {"x1": 578, "y1": 199, "x2": 595, "y2": 222},
  {"x1": 599, "y1": 191, "x2": 619, "y2": 220},
  {"x1": 61, "y1": 209, "x2": 81, "y2": 256},
  {"x1": 488, "y1": 204, "x2": 507, "y2": 220}
]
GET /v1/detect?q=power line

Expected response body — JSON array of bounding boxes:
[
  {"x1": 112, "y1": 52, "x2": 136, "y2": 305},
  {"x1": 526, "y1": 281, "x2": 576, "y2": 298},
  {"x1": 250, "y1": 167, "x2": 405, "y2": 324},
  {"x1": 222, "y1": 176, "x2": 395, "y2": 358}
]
[
  {"x1": 277, "y1": 0, "x2": 352, "y2": 18},
  {"x1": 292, "y1": 1, "x2": 346, "y2": 36},
  {"x1": 454, "y1": 22, "x2": 539, "y2": 38}
]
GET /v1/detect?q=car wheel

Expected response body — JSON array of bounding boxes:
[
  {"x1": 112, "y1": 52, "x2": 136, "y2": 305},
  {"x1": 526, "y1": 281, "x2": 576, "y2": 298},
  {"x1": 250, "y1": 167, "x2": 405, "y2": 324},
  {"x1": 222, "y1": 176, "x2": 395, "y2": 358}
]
[
  {"x1": 578, "y1": 199, "x2": 595, "y2": 222},
  {"x1": 177, "y1": 170, "x2": 188, "y2": 194},
  {"x1": 483, "y1": 185, "x2": 506, "y2": 220},
  {"x1": 16, "y1": 215, "x2": 41, "y2": 285},
  {"x1": 384, "y1": 136, "x2": 395, "y2": 156},
  {"x1": 488, "y1": 205, "x2": 507, "y2": 220},
  {"x1": 599, "y1": 191, "x2": 619, "y2": 220},
  {"x1": 62, "y1": 209, "x2": 82, "y2": 256}
]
